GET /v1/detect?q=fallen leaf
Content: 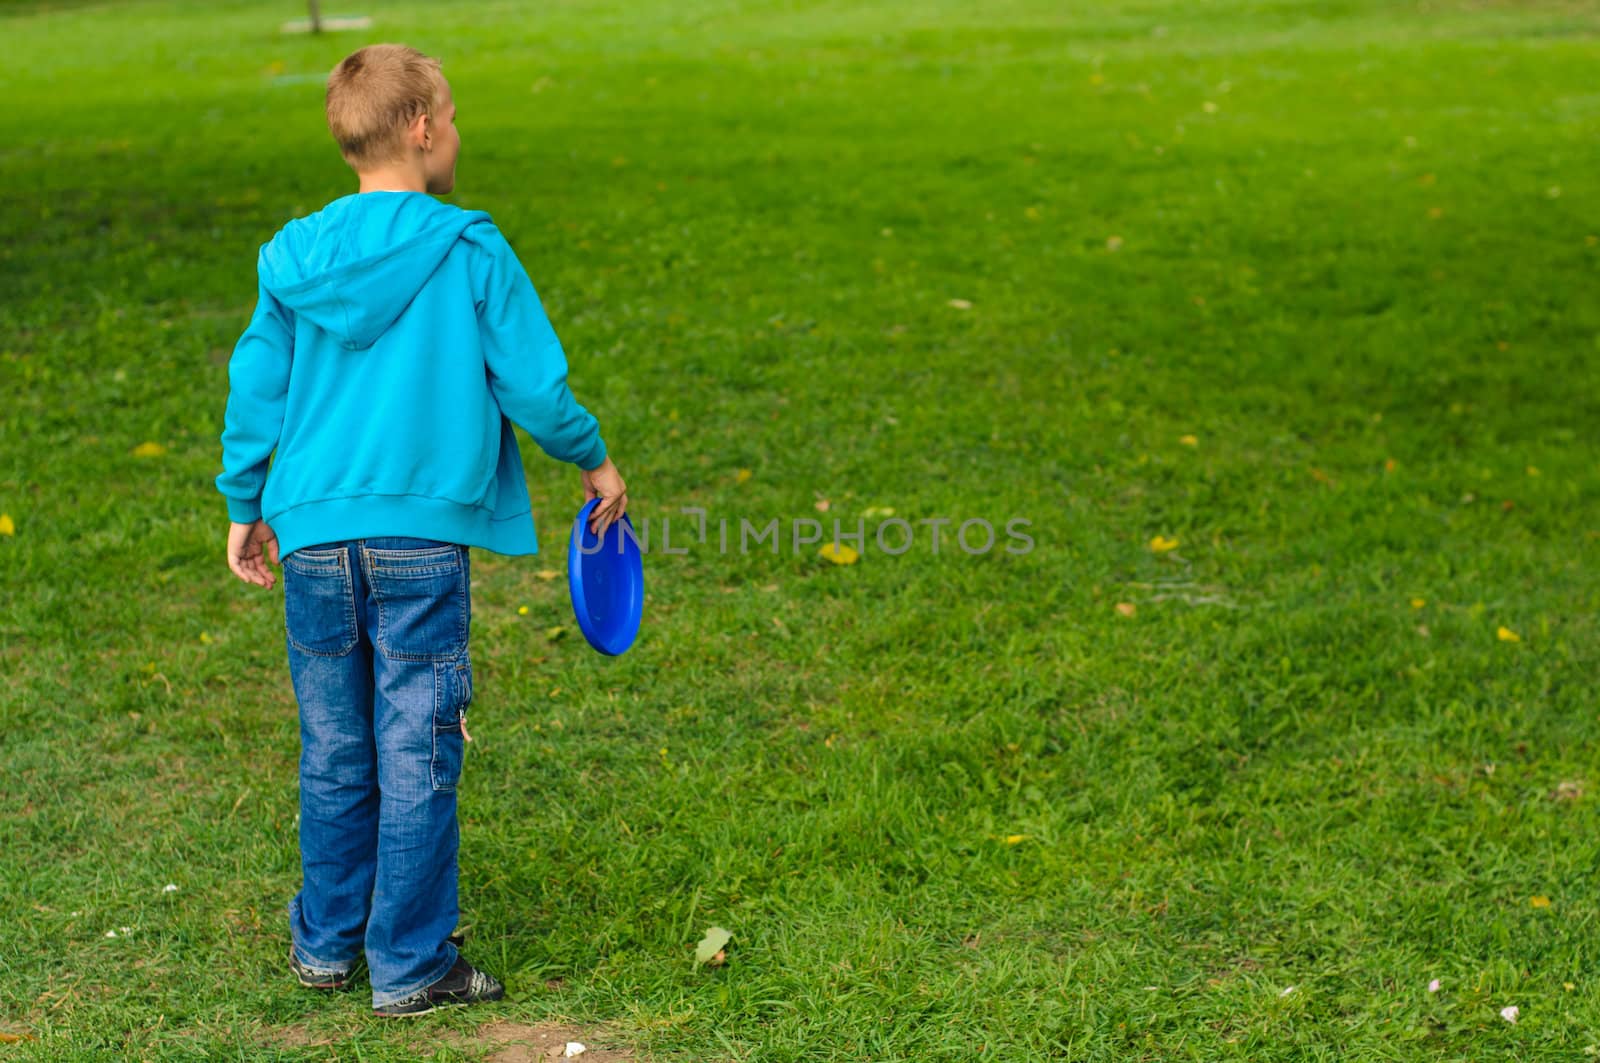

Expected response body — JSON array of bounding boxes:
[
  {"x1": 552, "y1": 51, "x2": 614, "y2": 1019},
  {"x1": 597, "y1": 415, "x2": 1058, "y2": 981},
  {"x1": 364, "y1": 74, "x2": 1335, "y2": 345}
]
[
  {"x1": 1531, "y1": 895, "x2": 1551, "y2": 909},
  {"x1": 546, "y1": 626, "x2": 567, "y2": 641},
  {"x1": 735, "y1": 468, "x2": 753, "y2": 484},
  {"x1": 819, "y1": 542, "x2": 859, "y2": 565},
  {"x1": 948, "y1": 298, "x2": 973, "y2": 310},
  {"x1": 536, "y1": 569, "x2": 560, "y2": 581},
  {"x1": 131, "y1": 441, "x2": 167, "y2": 458},
  {"x1": 1004, "y1": 834, "x2": 1027, "y2": 845},
  {"x1": 1497, "y1": 626, "x2": 1521, "y2": 643},
  {"x1": 1410, "y1": 598, "x2": 1426, "y2": 609},
  {"x1": 0, "y1": 513, "x2": 13, "y2": 536},
  {"x1": 1115, "y1": 602, "x2": 1137, "y2": 618},
  {"x1": 1178, "y1": 434, "x2": 1198, "y2": 447},
  {"x1": 1551, "y1": 780, "x2": 1583, "y2": 802},
  {"x1": 1106, "y1": 235, "x2": 1124, "y2": 251},
  {"x1": 1149, "y1": 535, "x2": 1179, "y2": 553},
  {"x1": 862, "y1": 505, "x2": 896, "y2": 518},
  {"x1": 814, "y1": 497, "x2": 831, "y2": 512},
  {"x1": 695, "y1": 926, "x2": 732, "y2": 965}
]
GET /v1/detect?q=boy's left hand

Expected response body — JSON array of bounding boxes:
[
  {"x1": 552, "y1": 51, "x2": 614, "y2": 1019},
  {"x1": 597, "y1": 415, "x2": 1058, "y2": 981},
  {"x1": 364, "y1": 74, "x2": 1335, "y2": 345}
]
[{"x1": 228, "y1": 520, "x2": 281, "y2": 588}]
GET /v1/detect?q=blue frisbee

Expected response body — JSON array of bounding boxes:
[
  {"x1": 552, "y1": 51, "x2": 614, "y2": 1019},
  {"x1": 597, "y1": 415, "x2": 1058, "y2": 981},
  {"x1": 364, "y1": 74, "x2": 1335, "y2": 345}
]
[{"x1": 567, "y1": 498, "x2": 644, "y2": 656}]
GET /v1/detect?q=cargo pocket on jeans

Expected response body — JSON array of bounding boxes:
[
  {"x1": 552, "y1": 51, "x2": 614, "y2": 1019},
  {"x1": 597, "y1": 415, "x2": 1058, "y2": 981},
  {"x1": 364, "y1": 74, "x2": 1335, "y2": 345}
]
[{"x1": 431, "y1": 653, "x2": 472, "y2": 791}]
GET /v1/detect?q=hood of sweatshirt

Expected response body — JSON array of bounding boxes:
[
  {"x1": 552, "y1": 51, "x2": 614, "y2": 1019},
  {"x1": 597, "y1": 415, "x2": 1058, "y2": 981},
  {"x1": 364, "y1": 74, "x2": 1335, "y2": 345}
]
[{"x1": 258, "y1": 191, "x2": 491, "y2": 351}]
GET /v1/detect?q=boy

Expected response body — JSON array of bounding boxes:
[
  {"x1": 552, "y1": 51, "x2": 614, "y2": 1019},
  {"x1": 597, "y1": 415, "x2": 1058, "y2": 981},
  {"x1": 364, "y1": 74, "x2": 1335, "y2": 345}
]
[{"x1": 215, "y1": 43, "x2": 628, "y2": 1017}]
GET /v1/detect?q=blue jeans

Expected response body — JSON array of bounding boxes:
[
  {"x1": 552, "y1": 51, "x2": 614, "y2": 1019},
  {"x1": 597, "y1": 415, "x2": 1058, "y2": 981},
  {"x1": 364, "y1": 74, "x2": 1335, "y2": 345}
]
[{"x1": 281, "y1": 536, "x2": 472, "y2": 1007}]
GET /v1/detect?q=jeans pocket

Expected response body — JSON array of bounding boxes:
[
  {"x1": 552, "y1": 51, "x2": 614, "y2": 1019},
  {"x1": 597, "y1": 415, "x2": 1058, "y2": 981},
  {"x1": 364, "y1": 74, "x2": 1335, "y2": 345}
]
[
  {"x1": 370, "y1": 545, "x2": 469, "y2": 662},
  {"x1": 431, "y1": 653, "x2": 471, "y2": 792},
  {"x1": 283, "y1": 548, "x2": 358, "y2": 657}
]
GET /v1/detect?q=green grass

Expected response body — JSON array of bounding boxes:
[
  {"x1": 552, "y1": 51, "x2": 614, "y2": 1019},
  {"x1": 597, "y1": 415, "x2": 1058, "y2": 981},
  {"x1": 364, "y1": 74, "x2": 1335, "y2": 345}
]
[{"x1": 3, "y1": 0, "x2": 1600, "y2": 1058}]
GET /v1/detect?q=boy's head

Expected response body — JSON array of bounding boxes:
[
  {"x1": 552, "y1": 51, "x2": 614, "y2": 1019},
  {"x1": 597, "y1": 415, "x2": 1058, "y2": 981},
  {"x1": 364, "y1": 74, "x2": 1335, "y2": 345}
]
[{"x1": 326, "y1": 44, "x2": 459, "y2": 194}]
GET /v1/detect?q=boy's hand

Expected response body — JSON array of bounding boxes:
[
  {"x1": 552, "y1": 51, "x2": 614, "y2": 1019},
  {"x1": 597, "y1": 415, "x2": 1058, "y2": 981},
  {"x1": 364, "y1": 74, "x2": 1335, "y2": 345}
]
[
  {"x1": 228, "y1": 520, "x2": 281, "y2": 588},
  {"x1": 581, "y1": 457, "x2": 628, "y2": 536}
]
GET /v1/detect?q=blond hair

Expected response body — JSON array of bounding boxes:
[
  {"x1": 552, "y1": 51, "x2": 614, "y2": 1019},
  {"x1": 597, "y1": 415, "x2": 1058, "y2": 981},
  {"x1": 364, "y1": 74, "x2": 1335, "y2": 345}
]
[{"x1": 325, "y1": 44, "x2": 445, "y2": 171}]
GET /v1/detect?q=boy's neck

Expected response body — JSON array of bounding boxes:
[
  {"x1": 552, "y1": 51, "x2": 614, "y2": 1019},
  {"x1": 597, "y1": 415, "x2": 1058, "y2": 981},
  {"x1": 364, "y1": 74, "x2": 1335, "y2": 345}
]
[{"x1": 357, "y1": 170, "x2": 428, "y2": 195}]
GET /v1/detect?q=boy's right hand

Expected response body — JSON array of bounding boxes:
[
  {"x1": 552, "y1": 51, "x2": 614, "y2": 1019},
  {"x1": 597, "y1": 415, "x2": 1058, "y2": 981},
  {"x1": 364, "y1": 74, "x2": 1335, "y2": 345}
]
[{"x1": 581, "y1": 457, "x2": 628, "y2": 536}]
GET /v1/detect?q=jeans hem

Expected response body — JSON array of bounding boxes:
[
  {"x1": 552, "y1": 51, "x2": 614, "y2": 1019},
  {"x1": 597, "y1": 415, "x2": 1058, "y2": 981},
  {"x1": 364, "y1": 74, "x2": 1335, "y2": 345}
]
[
  {"x1": 291, "y1": 943, "x2": 357, "y2": 976},
  {"x1": 370, "y1": 943, "x2": 459, "y2": 1008}
]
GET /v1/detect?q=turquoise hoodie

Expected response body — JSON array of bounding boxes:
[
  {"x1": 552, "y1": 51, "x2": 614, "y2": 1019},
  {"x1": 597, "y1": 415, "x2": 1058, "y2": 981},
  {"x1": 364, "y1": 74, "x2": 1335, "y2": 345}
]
[{"x1": 216, "y1": 191, "x2": 606, "y2": 558}]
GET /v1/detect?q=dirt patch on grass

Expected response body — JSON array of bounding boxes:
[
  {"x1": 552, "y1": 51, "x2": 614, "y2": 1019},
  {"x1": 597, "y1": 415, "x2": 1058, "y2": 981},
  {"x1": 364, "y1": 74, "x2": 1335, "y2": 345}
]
[
  {"x1": 259, "y1": 1018, "x2": 633, "y2": 1060},
  {"x1": 264, "y1": 1023, "x2": 336, "y2": 1048},
  {"x1": 472, "y1": 1020, "x2": 633, "y2": 1062}
]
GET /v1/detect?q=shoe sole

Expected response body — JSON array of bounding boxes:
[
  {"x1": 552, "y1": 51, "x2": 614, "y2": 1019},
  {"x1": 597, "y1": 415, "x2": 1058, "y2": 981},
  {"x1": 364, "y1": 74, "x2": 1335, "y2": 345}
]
[{"x1": 373, "y1": 988, "x2": 505, "y2": 1019}]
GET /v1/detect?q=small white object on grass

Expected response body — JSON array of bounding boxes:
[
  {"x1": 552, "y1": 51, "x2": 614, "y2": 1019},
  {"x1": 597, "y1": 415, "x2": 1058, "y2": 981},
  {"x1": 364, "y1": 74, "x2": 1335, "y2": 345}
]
[
  {"x1": 1428, "y1": 979, "x2": 1441, "y2": 993},
  {"x1": 1500, "y1": 1005, "x2": 1520, "y2": 1024},
  {"x1": 1279, "y1": 986, "x2": 1297, "y2": 998},
  {"x1": 564, "y1": 1044, "x2": 586, "y2": 1058},
  {"x1": 163, "y1": 883, "x2": 178, "y2": 893}
]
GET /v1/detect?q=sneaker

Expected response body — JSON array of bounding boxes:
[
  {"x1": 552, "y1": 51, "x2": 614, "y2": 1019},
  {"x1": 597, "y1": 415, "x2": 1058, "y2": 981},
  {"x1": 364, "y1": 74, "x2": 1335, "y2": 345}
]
[
  {"x1": 372, "y1": 956, "x2": 505, "y2": 1018},
  {"x1": 290, "y1": 949, "x2": 356, "y2": 992},
  {"x1": 288, "y1": 936, "x2": 462, "y2": 993}
]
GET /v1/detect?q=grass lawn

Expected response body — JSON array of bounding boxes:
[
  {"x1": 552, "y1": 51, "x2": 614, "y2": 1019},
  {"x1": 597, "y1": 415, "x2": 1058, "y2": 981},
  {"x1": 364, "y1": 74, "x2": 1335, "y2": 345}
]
[{"x1": 3, "y1": 0, "x2": 1600, "y2": 1057}]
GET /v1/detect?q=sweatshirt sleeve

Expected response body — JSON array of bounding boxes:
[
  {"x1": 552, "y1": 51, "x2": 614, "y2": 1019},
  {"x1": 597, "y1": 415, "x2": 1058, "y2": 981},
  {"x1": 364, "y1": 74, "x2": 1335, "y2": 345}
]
[
  {"x1": 216, "y1": 275, "x2": 293, "y2": 523},
  {"x1": 469, "y1": 222, "x2": 607, "y2": 470}
]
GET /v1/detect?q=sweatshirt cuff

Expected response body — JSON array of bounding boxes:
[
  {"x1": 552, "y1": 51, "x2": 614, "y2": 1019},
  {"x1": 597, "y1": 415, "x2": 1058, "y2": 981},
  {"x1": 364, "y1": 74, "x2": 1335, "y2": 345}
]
[
  {"x1": 226, "y1": 496, "x2": 263, "y2": 524},
  {"x1": 576, "y1": 437, "x2": 608, "y2": 472}
]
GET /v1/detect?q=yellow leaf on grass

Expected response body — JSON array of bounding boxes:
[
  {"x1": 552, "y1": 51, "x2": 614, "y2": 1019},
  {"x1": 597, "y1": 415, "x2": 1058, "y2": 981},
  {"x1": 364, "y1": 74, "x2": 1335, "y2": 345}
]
[
  {"x1": 1531, "y1": 895, "x2": 1551, "y2": 908},
  {"x1": 819, "y1": 542, "x2": 859, "y2": 565},
  {"x1": 1178, "y1": 434, "x2": 1198, "y2": 447},
  {"x1": 1497, "y1": 626, "x2": 1521, "y2": 643},
  {"x1": 131, "y1": 441, "x2": 166, "y2": 458},
  {"x1": 0, "y1": 513, "x2": 13, "y2": 536},
  {"x1": 1149, "y1": 535, "x2": 1179, "y2": 553},
  {"x1": 1410, "y1": 598, "x2": 1426, "y2": 610},
  {"x1": 735, "y1": 468, "x2": 753, "y2": 484},
  {"x1": 1004, "y1": 834, "x2": 1028, "y2": 845},
  {"x1": 536, "y1": 569, "x2": 560, "y2": 581},
  {"x1": 546, "y1": 625, "x2": 567, "y2": 641}
]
